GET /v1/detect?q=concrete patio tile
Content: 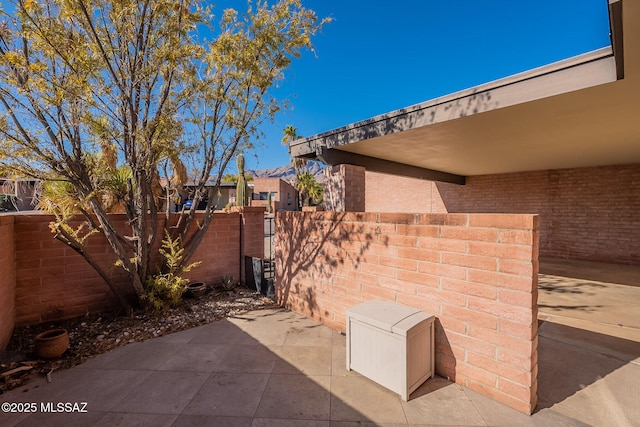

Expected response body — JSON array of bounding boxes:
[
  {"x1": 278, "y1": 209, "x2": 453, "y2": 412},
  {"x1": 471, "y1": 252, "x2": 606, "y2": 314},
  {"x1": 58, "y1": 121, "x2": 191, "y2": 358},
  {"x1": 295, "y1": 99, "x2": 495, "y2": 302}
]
[
  {"x1": 228, "y1": 308, "x2": 298, "y2": 329},
  {"x1": 330, "y1": 423, "x2": 420, "y2": 427},
  {"x1": 93, "y1": 412, "x2": 178, "y2": 426},
  {"x1": 271, "y1": 345, "x2": 332, "y2": 376},
  {"x1": 182, "y1": 372, "x2": 269, "y2": 417},
  {"x1": 214, "y1": 344, "x2": 277, "y2": 373},
  {"x1": 152, "y1": 326, "x2": 200, "y2": 344},
  {"x1": 536, "y1": 335, "x2": 640, "y2": 427},
  {"x1": 330, "y1": 375, "x2": 407, "y2": 424},
  {"x1": 43, "y1": 368, "x2": 153, "y2": 412},
  {"x1": 254, "y1": 374, "x2": 331, "y2": 421},
  {"x1": 13, "y1": 410, "x2": 107, "y2": 426},
  {"x1": 253, "y1": 418, "x2": 330, "y2": 426},
  {"x1": 233, "y1": 324, "x2": 291, "y2": 346},
  {"x1": 0, "y1": 376, "x2": 68, "y2": 427},
  {"x1": 172, "y1": 414, "x2": 252, "y2": 426},
  {"x1": 283, "y1": 321, "x2": 333, "y2": 347},
  {"x1": 111, "y1": 371, "x2": 210, "y2": 414},
  {"x1": 465, "y1": 388, "x2": 589, "y2": 427},
  {"x1": 76, "y1": 340, "x2": 181, "y2": 370},
  {"x1": 400, "y1": 377, "x2": 485, "y2": 426},
  {"x1": 158, "y1": 343, "x2": 231, "y2": 372},
  {"x1": 188, "y1": 319, "x2": 246, "y2": 345}
]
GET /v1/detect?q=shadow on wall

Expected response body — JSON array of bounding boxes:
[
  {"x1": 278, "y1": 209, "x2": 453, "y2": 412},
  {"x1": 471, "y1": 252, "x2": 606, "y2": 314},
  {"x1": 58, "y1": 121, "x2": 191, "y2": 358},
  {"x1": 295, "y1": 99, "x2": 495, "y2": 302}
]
[{"x1": 274, "y1": 212, "x2": 379, "y2": 322}]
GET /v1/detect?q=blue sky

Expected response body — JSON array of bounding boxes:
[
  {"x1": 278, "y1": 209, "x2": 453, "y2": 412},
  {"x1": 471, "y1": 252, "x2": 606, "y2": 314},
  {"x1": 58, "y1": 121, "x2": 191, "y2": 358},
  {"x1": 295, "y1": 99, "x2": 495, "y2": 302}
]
[{"x1": 240, "y1": 0, "x2": 611, "y2": 171}]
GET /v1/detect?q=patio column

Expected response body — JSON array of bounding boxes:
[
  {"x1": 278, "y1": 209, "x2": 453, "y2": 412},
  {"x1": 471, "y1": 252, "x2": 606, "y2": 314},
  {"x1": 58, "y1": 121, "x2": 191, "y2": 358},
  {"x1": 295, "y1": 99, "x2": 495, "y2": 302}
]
[{"x1": 323, "y1": 164, "x2": 365, "y2": 212}]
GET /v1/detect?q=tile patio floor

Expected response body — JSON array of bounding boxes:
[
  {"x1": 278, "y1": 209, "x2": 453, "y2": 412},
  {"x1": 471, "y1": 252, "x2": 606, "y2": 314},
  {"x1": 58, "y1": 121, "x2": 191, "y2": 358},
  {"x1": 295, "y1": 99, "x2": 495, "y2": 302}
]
[
  {"x1": 0, "y1": 260, "x2": 640, "y2": 427},
  {"x1": 2, "y1": 305, "x2": 638, "y2": 426}
]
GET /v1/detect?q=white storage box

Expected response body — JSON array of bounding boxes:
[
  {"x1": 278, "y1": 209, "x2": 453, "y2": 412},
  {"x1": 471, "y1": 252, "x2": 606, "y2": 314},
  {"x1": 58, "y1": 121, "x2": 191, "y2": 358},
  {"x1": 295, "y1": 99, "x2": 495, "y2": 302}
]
[{"x1": 346, "y1": 300, "x2": 435, "y2": 401}]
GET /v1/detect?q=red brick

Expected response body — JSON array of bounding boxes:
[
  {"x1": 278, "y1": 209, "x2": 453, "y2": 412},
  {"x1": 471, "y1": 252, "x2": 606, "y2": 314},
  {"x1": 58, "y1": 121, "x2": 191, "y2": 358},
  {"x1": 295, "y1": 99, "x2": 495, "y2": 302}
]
[
  {"x1": 468, "y1": 214, "x2": 537, "y2": 230},
  {"x1": 499, "y1": 229, "x2": 535, "y2": 245},
  {"x1": 467, "y1": 297, "x2": 534, "y2": 326},
  {"x1": 360, "y1": 263, "x2": 397, "y2": 279},
  {"x1": 384, "y1": 234, "x2": 418, "y2": 248},
  {"x1": 378, "y1": 256, "x2": 417, "y2": 271},
  {"x1": 468, "y1": 242, "x2": 534, "y2": 261},
  {"x1": 441, "y1": 253, "x2": 497, "y2": 271},
  {"x1": 441, "y1": 304, "x2": 497, "y2": 330},
  {"x1": 456, "y1": 362, "x2": 498, "y2": 388},
  {"x1": 445, "y1": 331, "x2": 497, "y2": 358},
  {"x1": 361, "y1": 284, "x2": 397, "y2": 300},
  {"x1": 468, "y1": 270, "x2": 534, "y2": 291},
  {"x1": 467, "y1": 324, "x2": 534, "y2": 356},
  {"x1": 497, "y1": 378, "x2": 533, "y2": 403},
  {"x1": 467, "y1": 352, "x2": 532, "y2": 386},
  {"x1": 396, "y1": 270, "x2": 439, "y2": 287},
  {"x1": 417, "y1": 237, "x2": 466, "y2": 253},
  {"x1": 498, "y1": 318, "x2": 537, "y2": 340},
  {"x1": 397, "y1": 247, "x2": 440, "y2": 262},
  {"x1": 376, "y1": 277, "x2": 416, "y2": 294},
  {"x1": 440, "y1": 226, "x2": 498, "y2": 242},
  {"x1": 417, "y1": 287, "x2": 466, "y2": 307},
  {"x1": 440, "y1": 278, "x2": 497, "y2": 300},
  {"x1": 417, "y1": 213, "x2": 468, "y2": 226},
  {"x1": 418, "y1": 262, "x2": 466, "y2": 281},
  {"x1": 366, "y1": 243, "x2": 398, "y2": 257},
  {"x1": 498, "y1": 259, "x2": 535, "y2": 276},
  {"x1": 377, "y1": 213, "x2": 417, "y2": 224},
  {"x1": 395, "y1": 224, "x2": 439, "y2": 237},
  {"x1": 395, "y1": 293, "x2": 441, "y2": 315},
  {"x1": 498, "y1": 289, "x2": 535, "y2": 308}
]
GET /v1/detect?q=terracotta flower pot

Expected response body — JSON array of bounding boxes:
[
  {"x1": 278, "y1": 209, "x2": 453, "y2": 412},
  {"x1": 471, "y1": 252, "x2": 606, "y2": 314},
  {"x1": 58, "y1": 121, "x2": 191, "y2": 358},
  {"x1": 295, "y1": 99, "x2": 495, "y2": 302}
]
[
  {"x1": 187, "y1": 282, "x2": 207, "y2": 298},
  {"x1": 34, "y1": 329, "x2": 69, "y2": 359}
]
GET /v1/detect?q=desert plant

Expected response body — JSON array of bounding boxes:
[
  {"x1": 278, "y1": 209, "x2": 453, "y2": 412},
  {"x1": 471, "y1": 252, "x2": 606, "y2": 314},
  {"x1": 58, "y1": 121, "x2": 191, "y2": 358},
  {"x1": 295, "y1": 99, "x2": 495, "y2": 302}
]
[
  {"x1": 221, "y1": 275, "x2": 237, "y2": 291},
  {"x1": 236, "y1": 154, "x2": 248, "y2": 207},
  {"x1": 0, "y1": 0, "x2": 328, "y2": 312},
  {"x1": 143, "y1": 231, "x2": 201, "y2": 312}
]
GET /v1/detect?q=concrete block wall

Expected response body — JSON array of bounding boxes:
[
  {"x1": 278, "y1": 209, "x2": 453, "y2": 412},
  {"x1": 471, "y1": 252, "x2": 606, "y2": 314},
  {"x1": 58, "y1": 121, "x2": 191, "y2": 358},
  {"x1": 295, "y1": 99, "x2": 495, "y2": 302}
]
[
  {"x1": 0, "y1": 215, "x2": 16, "y2": 349},
  {"x1": 365, "y1": 163, "x2": 640, "y2": 265},
  {"x1": 324, "y1": 164, "x2": 366, "y2": 212},
  {"x1": 0, "y1": 210, "x2": 264, "y2": 336},
  {"x1": 275, "y1": 211, "x2": 539, "y2": 414}
]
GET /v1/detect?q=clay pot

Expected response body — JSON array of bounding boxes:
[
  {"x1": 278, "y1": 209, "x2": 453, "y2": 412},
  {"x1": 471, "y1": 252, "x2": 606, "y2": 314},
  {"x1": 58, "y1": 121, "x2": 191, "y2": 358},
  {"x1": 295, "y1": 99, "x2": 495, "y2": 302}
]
[
  {"x1": 187, "y1": 282, "x2": 207, "y2": 298},
  {"x1": 34, "y1": 329, "x2": 69, "y2": 359}
]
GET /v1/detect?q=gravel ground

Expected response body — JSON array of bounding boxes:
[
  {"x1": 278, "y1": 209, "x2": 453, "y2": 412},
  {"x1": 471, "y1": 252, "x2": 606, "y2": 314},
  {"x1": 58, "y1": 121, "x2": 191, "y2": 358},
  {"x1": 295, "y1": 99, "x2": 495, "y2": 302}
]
[{"x1": 0, "y1": 286, "x2": 278, "y2": 393}]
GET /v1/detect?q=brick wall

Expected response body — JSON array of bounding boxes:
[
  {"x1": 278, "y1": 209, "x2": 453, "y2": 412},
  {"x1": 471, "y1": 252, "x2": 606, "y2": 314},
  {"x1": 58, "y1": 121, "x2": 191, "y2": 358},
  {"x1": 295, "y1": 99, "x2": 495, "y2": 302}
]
[
  {"x1": 0, "y1": 210, "x2": 263, "y2": 331},
  {"x1": 0, "y1": 215, "x2": 16, "y2": 349},
  {"x1": 366, "y1": 163, "x2": 640, "y2": 264},
  {"x1": 324, "y1": 164, "x2": 365, "y2": 212},
  {"x1": 275, "y1": 212, "x2": 539, "y2": 414}
]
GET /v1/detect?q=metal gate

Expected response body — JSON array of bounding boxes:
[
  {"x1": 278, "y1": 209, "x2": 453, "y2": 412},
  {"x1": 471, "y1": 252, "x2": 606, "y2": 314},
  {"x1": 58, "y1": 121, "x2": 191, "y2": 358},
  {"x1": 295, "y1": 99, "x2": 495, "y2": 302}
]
[{"x1": 263, "y1": 214, "x2": 275, "y2": 295}]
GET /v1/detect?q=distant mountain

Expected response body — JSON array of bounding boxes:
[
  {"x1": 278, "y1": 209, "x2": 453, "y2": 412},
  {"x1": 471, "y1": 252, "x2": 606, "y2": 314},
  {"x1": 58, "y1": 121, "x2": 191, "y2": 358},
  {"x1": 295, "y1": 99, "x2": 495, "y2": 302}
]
[{"x1": 247, "y1": 161, "x2": 325, "y2": 184}]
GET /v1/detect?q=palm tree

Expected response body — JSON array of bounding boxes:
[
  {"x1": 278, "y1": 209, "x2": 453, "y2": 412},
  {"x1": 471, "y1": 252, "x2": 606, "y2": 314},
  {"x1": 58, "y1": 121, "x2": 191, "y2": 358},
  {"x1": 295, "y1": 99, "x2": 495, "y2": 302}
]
[
  {"x1": 297, "y1": 171, "x2": 323, "y2": 207},
  {"x1": 282, "y1": 125, "x2": 308, "y2": 208}
]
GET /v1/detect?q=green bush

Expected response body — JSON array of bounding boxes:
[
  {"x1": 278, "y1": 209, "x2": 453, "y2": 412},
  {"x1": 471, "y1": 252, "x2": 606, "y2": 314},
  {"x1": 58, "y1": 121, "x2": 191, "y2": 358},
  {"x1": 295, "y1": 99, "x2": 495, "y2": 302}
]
[{"x1": 143, "y1": 231, "x2": 201, "y2": 312}]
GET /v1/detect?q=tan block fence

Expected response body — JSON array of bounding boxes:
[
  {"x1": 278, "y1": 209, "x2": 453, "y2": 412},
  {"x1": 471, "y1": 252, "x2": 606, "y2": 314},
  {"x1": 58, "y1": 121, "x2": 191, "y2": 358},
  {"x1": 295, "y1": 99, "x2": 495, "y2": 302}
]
[
  {"x1": 0, "y1": 208, "x2": 264, "y2": 349},
  {"x1": 275, "y1": 212, "x2": 539, "y2": 414}
]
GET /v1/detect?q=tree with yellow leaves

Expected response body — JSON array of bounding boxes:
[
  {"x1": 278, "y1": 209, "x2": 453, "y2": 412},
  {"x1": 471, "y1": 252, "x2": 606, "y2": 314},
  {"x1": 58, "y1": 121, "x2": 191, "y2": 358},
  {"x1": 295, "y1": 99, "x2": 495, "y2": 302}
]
[{"x1": 0, "y1": 0, "x2": 327, "y2": 311}]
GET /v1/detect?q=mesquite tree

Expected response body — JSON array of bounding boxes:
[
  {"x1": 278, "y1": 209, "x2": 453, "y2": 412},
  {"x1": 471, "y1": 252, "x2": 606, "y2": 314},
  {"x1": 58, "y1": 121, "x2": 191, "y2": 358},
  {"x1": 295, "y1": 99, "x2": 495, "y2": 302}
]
[{"x1": 0, "y1": 0, "x2": 326, "y2": 312}]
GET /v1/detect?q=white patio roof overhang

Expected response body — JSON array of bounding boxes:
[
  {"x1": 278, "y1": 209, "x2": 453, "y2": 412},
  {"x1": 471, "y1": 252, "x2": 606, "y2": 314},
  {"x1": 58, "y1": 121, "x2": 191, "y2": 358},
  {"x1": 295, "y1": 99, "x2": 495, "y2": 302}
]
[{"x1": 290, "y1": 0, "x2": 637, "y2": 185}]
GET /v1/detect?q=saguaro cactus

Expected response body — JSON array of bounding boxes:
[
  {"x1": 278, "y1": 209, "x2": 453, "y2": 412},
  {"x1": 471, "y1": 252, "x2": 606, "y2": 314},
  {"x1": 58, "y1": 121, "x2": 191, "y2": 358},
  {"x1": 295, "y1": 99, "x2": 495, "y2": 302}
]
[{"x1": 236, "y1": 154, "x2": 248, "y2": 206}]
